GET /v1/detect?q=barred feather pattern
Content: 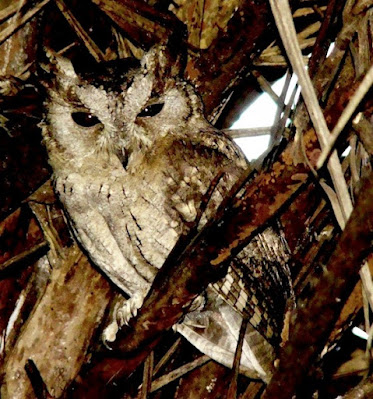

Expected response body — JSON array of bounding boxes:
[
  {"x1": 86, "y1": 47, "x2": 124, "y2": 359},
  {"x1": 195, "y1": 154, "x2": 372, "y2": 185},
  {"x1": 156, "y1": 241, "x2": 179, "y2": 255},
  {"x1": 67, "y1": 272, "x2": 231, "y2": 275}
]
[{"x1": 41, "y1": 46, "x2": 294, "y2": 381}]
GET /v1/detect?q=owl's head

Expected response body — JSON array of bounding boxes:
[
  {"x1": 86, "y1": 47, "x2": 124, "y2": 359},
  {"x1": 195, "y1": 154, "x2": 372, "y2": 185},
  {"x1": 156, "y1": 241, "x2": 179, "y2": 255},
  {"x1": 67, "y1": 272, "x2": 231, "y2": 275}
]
[{"x1": 41, "y1": 46, "x2": 206, "y2": 172}]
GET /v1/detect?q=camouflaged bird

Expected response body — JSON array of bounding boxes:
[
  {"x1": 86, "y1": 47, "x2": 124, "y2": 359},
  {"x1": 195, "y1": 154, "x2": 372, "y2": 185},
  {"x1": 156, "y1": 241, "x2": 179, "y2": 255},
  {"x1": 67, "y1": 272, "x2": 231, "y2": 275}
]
[{"x1": 41, "y1": 46, "x2": 293, "y2": 381}]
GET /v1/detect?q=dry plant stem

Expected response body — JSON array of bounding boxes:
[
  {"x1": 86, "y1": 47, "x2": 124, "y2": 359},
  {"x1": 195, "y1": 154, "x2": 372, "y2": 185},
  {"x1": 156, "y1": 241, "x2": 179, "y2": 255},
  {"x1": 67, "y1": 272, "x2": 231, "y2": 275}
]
[
  {"x1": 317, "y1": 65, "x2": 373, "y2": 169},
  {"x1": 54, "y1": 0, "x2": 106, "y2": 62},
  {"x1": 0, "y1": 0, "x2": 50, "y2": 46},
  {"x1": 352, "y1": 114, "x2": 373, "y2": 155},
  {"x1": 149, "y1": 356, "x2": 210, "y2": 393},
  {"x1": 251, "y1": 70, "x2": 280, "y2": 104},
  {"x1": 225, "y1": 127, "x2": 273, "y2": 139},
  {"x1": 360, "y1": 263, "x2": 373, "y2": 314},
  {"x1": 227, "y1": 316, "x2": 249, "y2": 399},
  {"x1": 152, "y1": 338, "x2": 181, "y2": 377},
  {"x1": 268, "y1": 0, "x2": 353, "y2": 222},
  {"x1": 0, "y1": 1, "x2": 19, "y2": 23},
  {"x1": 307, "y1": 0, "x2": 339, "y2": 77},
  {"x1": 262, "y1": 173, "x2": 373, "y2": 398},
  {"x1": 270, "y1": 70, "x2": 293, "y2": 147},
  {"x1": 139, "y1": 352, "x2": 153, "y2": 399},
  {"x1": 241, "y1": 382, "x2": 263, "y2": 399},
  {"x1": 0, "y1": 241, "x2": 48, "y2": 272}
]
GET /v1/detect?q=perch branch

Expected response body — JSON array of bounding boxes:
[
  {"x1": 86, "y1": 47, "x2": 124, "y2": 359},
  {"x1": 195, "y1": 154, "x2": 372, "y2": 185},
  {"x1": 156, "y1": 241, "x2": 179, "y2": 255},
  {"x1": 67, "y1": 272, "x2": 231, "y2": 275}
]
[{"x1": 25, "y1": 359, "x2": 54, "y2": 399}]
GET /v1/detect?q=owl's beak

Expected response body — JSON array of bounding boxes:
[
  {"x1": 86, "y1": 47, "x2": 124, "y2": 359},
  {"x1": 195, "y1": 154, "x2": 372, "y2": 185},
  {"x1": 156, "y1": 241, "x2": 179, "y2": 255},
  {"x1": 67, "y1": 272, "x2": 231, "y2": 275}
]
[{"x1": 119, "y1": 148, "x2": 128, "y2": 169}]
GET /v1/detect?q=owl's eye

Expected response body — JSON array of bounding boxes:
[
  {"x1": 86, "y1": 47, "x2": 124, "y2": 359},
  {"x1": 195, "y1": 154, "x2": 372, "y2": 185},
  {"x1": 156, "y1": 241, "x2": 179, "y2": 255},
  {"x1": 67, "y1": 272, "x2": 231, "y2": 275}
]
[
  {"x1": 71, "y1": 112, "x2": 101, "y2": 127},
  {"x1": 138, "y1": 103, "x2": 164, "y2": 118}
]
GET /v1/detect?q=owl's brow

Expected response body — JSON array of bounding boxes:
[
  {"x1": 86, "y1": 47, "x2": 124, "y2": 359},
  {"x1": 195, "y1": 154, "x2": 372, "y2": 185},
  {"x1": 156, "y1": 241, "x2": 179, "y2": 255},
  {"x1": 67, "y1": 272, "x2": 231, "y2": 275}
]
[
  {"x1": 50, "y1": 92, "x2": 89, "y2": 111},
  {"x1": 62, "y1": 85, "x2": 95, "y2": 110},
  {"x1": 67, "y1": 98, "x2": 90, "y2": 111}
]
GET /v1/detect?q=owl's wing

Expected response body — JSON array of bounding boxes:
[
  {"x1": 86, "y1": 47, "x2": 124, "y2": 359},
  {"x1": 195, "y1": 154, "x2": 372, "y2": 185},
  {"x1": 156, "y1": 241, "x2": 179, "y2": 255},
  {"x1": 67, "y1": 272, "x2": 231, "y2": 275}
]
[
  {"x1": 175, "y1": 289, "x2": 275, "y2": 382},
  {"x1": 175, "y1": 227, "x2": 292, "y2": 382},
  {"x1": 177, "y1": 130, "x2": 293, "y2": 346},
  {"x1": 211, "y1": 226, "x2": 294, "y2": 347}
]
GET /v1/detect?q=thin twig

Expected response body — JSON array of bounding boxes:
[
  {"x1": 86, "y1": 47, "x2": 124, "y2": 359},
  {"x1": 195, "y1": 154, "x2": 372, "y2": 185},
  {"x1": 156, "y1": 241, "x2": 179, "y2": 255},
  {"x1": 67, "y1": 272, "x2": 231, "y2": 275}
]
[
  {"x1": 150, "y1": 355, "x2": 210, "y2": 393},
  {"x1": 241, "y1": 382, "x2": 264, "y2": 399},
  {"x1": 308, "y1": 0, "x2": 338, "y2": 77},
  {"x1": 251, "y1": 70, "x2": 280, "y2": 104},
  {"x1": 227, "y1": 316, "x2": 249, "y2": 399},
  {"x1": 268, "y1": 0, "x2": 353, "y2": 223},
  {"x1": 153, "y1": 337, "x2": 181, "y2": 377},
  {"x1": 54, "y1": 0, "x2": 106, "y2": 62},
  {"x1": 138, "y1": 352, "x2": 154, "y2": 399},
  {"x1": 0, "y1": 241, "x2": 49, "y2": 273},
  {"x1": 224, "y1": 127, "x2": 273, "y2": 139},
  {"x1": 0, "y1": 1, "x2": 19, "y2": 24},
  {"x1": 270, "y1": 70, "x2": 292, "y2": 147},
  {"x1": 0, "y1": 0, "x2": 51, "y2": 46},
  {"x1": 316, "y1": 65, "x2": 373, "y2": 169},
  {"x1": 360, "y1": 265, "x2": 373, "y2": 317}
]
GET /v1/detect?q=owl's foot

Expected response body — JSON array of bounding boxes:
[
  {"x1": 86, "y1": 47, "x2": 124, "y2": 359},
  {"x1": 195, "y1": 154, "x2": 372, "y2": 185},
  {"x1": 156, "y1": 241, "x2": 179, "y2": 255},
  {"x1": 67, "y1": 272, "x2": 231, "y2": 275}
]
[
  {"x1": 102, "y1": 291, "x2": 146, "y2": 346},
  {"x1": 116, "y1": 291, "x2": 145, "y2": 326}
]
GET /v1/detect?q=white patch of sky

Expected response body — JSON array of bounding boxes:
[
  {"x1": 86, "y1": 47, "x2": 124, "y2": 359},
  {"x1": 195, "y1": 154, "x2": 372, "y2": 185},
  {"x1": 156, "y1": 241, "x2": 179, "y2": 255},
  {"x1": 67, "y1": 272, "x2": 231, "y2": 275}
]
[
  {"x1": 231, "y1": 73, "x2": 298, "y2": 160},
  {"x1": 232, "y1": 42, "x2": 338, "y2": 161}
]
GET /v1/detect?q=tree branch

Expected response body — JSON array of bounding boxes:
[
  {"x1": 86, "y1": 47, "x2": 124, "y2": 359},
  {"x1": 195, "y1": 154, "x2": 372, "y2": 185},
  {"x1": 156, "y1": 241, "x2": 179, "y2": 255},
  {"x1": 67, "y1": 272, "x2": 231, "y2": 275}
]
[{"x1": 262, "y1": 173, "x2": 373, "y2": 398}]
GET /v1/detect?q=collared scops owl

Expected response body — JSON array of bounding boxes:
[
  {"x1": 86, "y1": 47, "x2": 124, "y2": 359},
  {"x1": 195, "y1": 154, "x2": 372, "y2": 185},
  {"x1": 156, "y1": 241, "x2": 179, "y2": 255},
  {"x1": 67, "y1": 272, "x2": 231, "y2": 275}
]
[{"x1": 41, "y1": 46, "x2": 293, "y2": 382}]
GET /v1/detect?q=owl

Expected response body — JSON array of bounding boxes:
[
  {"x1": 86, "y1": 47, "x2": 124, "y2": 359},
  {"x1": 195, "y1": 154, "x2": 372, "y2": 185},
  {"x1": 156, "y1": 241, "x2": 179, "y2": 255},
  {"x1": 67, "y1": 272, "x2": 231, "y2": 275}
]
[{"x1": 41, "y1": 46, "x2": 293, "y2": 381}]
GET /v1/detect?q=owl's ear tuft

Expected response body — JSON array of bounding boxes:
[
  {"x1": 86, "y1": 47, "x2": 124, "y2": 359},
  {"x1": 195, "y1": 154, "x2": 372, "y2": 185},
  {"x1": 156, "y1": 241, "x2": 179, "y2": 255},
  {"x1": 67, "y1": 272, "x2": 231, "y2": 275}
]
[
  {"x1": 141, "y1": 44, "x2": 186, "y2": 82},
  {"x1": 38, "y1": 49, "x2": 79, "y2": 91}
]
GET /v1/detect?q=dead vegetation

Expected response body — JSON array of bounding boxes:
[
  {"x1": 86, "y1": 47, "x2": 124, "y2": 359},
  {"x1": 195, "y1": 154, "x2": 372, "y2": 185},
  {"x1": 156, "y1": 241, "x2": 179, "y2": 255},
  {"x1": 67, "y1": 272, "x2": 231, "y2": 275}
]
[{"x1": 0, "y1": 0, "x2": 372, "y2": 398}]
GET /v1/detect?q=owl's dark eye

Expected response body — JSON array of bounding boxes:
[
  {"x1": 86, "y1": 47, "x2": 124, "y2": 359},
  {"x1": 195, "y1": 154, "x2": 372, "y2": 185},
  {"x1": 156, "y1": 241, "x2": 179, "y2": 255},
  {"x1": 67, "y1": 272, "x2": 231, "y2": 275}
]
[
  {"x1": 71, "y1": 112, "x2": 101, "y2": 127},
  {"x1": 138, "y1": 103, "x2": 164, "y2": 118}
]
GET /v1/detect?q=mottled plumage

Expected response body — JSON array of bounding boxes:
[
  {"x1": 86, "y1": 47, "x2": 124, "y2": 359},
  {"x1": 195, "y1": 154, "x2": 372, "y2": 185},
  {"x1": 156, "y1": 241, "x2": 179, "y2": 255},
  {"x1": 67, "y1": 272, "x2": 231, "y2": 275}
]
[{"x1": 41, "y1": 47, "x2": 293, "y2": 381}]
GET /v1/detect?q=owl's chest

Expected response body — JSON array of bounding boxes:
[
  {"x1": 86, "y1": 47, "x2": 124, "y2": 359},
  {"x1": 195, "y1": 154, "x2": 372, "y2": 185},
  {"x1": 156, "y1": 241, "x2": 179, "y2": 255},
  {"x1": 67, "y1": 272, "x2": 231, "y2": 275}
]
[
  {"x1": 121, "y1": 156, "x2": 210, "y2": 269},
  {"x1": 127, "y1": 144, "x2": 228, "y2": 231},
  {"x1": 122, "y1": 143, "x2": 241, "y2": 266},
  {"x1": 57, "y1": 137, "x2": 242, "y2": 272}
]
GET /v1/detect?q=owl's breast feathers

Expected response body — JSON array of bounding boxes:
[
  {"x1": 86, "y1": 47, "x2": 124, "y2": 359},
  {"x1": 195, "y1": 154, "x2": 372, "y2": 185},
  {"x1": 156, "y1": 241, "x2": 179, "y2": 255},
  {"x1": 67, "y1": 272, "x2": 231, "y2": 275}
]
[{"x1": 122, "y1": 127, "x2": 248, "y2": 276}]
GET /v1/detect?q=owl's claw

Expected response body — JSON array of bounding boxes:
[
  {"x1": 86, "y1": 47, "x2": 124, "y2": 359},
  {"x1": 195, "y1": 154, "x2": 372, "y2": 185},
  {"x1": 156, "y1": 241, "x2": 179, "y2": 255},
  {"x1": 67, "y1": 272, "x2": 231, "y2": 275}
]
[
  {"x1": 116, "y1": 291, "x2": 145, "y2": 326},
  {"x1": 102, "y1": 291, "x2": 146, "y2": 345},
  {"x1": 102, "y1": 320, "x2": 119, "y2": 347}
]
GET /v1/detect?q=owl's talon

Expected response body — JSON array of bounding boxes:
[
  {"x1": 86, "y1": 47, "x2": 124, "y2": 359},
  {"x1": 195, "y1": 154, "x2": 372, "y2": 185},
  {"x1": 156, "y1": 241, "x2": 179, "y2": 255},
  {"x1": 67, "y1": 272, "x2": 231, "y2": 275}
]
[
  {"x1": 116, "y1": 291, "x2": 145, "y2": 326},
  {"x1": 102, "y1": 321, "x2": 119, "y2": 346},
  {"x1": 102, "y1": 292, "x2": 145, "y2": 344}
]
